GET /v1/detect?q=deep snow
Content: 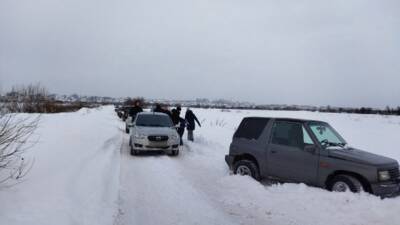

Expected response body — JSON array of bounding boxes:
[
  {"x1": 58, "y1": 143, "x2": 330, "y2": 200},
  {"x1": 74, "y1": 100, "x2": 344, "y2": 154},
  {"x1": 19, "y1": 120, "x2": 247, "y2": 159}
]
[
  {"x1": 0, "y1": 107, "x2": 121, "y2": 225},
  {"x1": 1, "y1": 106, "x2": 400, "y2": 225}
]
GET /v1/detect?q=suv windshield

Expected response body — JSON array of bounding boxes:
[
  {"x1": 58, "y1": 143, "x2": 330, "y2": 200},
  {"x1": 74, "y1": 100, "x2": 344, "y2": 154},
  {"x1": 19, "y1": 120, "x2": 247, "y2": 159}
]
[
  {"x1": 136, "y1": 114, "x2": 173, "y2": 127},
  {"x1": 308, "y1": 122, "x2": 346, "y2": 148}
]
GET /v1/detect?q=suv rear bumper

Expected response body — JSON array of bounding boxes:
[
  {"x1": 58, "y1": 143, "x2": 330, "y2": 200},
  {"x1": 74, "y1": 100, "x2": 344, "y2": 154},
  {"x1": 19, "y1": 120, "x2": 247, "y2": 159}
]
[
  {"x1": 371, "y1": 180, "x2": 400, "y2": 198},
  {"x1": 225, "y1": 155, "x2": 234, "y2": 170}
]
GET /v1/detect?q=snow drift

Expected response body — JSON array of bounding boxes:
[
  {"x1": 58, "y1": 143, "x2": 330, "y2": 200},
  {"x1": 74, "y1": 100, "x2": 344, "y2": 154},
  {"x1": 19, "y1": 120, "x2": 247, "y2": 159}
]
[{"x1": 0, "y1": 107, "x2": 121, "y2": 225}]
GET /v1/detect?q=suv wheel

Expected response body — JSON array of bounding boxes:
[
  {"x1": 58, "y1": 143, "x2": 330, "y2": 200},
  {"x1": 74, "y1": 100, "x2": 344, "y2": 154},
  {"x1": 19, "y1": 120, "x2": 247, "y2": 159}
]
[
  {"x1": 329, "y1": 175, "x2": 363, "y2": 193},
  {"x1": 233, "y1": 160, "x2": 260, "y2": 181}
]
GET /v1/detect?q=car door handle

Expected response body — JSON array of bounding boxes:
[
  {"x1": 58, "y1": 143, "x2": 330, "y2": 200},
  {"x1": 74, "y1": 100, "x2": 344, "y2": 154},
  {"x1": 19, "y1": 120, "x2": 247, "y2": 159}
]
[{"x1": 271, "y1": 150, "x2": 277, "y2": 154}]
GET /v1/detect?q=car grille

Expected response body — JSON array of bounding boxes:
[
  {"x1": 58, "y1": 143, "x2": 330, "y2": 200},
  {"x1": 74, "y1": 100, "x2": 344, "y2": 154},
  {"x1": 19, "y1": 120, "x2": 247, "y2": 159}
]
[
  {"x1": 389, "y1": 168, "x2": 400, "y2": 180},
  {"x1": 146, "y1": 145, "x2": 170, "y2": 149},
  {"x1": 148, "y1": 135, "x2": 169, "y2": 142}
]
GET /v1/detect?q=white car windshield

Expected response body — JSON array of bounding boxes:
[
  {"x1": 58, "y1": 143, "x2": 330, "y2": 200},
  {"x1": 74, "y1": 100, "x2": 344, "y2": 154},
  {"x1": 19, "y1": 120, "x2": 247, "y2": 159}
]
[{"x1": 136, "y1": 114, "x2": 173, "y2": 127}]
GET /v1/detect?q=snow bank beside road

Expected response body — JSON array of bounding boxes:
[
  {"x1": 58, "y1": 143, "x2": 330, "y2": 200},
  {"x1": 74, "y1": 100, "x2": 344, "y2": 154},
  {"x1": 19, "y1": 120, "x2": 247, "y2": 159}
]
[
  {"x1": 0, "y1": 106, "x2": 122, "y2": 225},
  {"x1": 189, "y1": 108, "x2": 400, "y2": 225}
]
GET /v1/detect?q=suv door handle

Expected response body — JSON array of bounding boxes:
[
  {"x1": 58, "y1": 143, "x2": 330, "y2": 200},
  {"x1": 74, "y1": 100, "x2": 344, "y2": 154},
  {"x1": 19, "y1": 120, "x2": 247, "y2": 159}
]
[{"x1": 271, "y1": 150, "x2": 277, "y2": 154}]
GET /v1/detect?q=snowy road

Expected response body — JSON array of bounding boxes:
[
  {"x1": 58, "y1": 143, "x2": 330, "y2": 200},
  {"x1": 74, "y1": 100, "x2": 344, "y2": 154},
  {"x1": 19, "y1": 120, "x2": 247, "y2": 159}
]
[
  {"x1": 115, "y1": 114, "x2": 273, "y2": 225},
  {"x1": 116, "y1": 132, "x2": 278, "y2": 225},
  {"x1": 116, "y1": 141, "x2": 236, "y2": 225}
]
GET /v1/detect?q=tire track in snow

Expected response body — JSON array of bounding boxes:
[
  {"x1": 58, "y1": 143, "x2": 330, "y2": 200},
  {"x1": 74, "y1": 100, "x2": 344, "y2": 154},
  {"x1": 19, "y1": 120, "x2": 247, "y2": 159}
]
[
  {"x1": 173, "y1": 140, "x2": 275, "y2": 225},
  {"x1": 116, "y1": 134, "x2": 238, "y2": 225}
]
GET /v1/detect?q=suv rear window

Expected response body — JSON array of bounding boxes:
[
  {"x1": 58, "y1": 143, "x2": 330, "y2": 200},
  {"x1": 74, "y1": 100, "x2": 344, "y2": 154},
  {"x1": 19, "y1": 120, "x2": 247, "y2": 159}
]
[{"x1": 234, "y1": 118, "x2": 269, "y2": 140}]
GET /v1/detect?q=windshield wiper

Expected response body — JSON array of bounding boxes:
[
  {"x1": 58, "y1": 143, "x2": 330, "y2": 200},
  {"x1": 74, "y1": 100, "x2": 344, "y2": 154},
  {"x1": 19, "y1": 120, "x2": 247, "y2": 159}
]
[
  {"x1": 321, "y1": 140, "x2": 346, "y2": 148},
  {"x1": 336, "y1": 142, "x2": 347, "y2": 147}
]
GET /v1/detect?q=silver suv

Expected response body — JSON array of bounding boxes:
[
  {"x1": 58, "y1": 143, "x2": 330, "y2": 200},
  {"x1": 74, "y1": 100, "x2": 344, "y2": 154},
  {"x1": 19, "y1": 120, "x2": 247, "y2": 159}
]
[{"x1": 129, "y1": 112, "x2": 180, "y2": 156}]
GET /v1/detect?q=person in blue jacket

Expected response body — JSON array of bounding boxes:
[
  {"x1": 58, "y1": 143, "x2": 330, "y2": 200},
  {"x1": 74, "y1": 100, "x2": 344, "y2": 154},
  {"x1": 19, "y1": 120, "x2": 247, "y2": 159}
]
[{"x1": 185, "y1": 108, "x2": 201, "y2": 141}]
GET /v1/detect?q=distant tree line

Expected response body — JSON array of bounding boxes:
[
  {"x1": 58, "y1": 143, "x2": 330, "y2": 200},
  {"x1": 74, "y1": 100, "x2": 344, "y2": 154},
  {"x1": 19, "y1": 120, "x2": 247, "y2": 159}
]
[
  {"x1": 316, "y1": 106, "x2": 400, "y2": 116},
  {"x1": 1, "y1": 84, "x2": 97, "y2": 113},
  {"x1": 3, "y1": 86, "x2": 398, "y2": 116},
  {"x1": 152, "y1": 102, "x2": 400, "y2": 116},
  {"x1": 241, "y1": 105, "x2": 400, "y2": 116}
]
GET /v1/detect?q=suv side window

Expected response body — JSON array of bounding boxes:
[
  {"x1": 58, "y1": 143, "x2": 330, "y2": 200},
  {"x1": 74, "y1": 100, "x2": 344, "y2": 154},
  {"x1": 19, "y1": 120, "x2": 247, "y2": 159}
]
[
  {"x1": 234, "y1": 118, "x2": 269, "y2": 140},
  {"x1": 271, "y1": 121, "x2": 314, "y2": 149}
]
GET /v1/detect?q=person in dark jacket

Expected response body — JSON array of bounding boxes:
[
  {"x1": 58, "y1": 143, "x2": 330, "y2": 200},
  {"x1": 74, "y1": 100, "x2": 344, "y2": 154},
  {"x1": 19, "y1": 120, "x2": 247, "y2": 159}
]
[
  {"x1": 154, "y1": 104, "x2": 172, "y2": 118},
  {"x1": 128, "y1": 101, "x2": 143, "y2": 120},
  {"x1": 154, "y1": 104, "x2": 163, "y2": 113},
  {"x1": 171, "y1": 107, "x2": 185, "y2": 145},
  {"x1": 185, "y1": 108, "x2": 201, "y2": 141},
  {"x1": 171, "y1": 106, "x2": 183, "y2": 123},
  {"x1": 177, "y1": 117, "x2": 186, "y2": 145},
  {"x1": 171, "y1": 108, "x2": 180, "y2": 125},
  {"x1": 163, "y1": 105, "x2": 172, "y2": 119}
]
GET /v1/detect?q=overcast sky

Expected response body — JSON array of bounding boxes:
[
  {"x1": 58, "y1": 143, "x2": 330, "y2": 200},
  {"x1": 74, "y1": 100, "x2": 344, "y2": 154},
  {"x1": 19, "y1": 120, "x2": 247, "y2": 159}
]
[{"x1": 0, "y1": 0, "x2": 399, "y2": 107}]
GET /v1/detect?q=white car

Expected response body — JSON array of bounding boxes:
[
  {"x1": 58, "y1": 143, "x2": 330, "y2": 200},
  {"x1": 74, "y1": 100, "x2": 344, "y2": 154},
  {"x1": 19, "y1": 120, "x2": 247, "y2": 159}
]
[{"x1": 129, "y1": 112, "x2": 180, "y2": 156}]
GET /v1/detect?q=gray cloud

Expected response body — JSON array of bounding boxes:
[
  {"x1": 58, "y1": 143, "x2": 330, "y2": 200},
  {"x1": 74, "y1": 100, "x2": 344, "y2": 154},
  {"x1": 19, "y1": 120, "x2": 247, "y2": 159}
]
[{"x1": 0, "y1": 0, "x2": 399, "y2": 107}]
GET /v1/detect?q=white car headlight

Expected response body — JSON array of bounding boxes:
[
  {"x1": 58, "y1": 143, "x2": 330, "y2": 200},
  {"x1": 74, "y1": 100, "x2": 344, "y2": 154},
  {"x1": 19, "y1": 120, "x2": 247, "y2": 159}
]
[
  {"x1": 134, "y1": 133, "x2": 146, "y2": 139},
  {"x1": 171, "y1": 134, "x2": 180, "y2": 140},
  {"x1": 378, "y1": 171, "x2": 390, "y2": 181}
]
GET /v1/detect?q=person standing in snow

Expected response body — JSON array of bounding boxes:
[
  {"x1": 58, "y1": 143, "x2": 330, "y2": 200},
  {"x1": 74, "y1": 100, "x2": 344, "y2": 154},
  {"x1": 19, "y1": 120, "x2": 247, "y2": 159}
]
[
  {"x1": 177, "y1": 117, "x2": 186, "y2": 145},
  {"x1": 153, "y1": 104, "x2": 163, "y2": 113},
  {"x1": 162, "y1": 105, "x2": 172, "y2": 118},
  {"x1": 172, "y1": 107, "x2": 185, "y2": 145},
  {"x1": 154, "y1": 104, "x2": 172, "y2": 118},
  {"x1": 185, "y1": 108, "x2": 201, "y2": 141},
  {"x1": 128, "y1": 100, "x2": 143, "y2": 121},
  {"x1": 171, "y1": 108, "x2": 180, "y2": 125}
]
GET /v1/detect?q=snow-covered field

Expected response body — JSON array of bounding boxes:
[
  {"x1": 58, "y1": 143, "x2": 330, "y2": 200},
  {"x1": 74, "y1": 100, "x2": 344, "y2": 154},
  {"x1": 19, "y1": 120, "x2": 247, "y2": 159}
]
[
  {"x1": 0, "y1": 107, "x2": 121, "y2": 225},
  {"x1": 1, "y1": 106, "x2": 400, "y2": 225}
]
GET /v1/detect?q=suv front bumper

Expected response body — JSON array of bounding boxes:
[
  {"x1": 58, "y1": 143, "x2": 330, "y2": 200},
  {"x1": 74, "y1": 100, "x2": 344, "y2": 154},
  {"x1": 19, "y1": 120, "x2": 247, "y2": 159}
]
[
  {"x1": 132, "y1": 137, "x2": 180, "y2": 152},
  {"x1": 371, "y1": 180, "x2": 400, "y2": 198}
]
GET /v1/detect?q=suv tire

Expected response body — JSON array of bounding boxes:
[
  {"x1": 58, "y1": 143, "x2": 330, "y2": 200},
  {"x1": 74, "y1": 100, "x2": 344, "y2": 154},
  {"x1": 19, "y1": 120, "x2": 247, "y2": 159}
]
[
  {"x1": 233, "y1": 160, "x2": 261, "y2": 181},
  {"x1": 329, "y1": 174, "x2": 363, "y2": 193}
]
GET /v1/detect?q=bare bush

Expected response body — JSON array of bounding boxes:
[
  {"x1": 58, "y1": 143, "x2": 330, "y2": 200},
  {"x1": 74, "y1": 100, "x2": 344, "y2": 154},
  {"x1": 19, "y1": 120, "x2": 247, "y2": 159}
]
[
  {"x1": 0, "y1": 112, "x2": 39, "y2": 185},
  {"x1": 5, "y1": 83, "x2": 53, "y2": 113}
]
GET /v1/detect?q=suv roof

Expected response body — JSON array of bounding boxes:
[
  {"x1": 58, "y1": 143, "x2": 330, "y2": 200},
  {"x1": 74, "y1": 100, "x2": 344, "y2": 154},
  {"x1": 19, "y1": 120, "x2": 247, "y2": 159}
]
[{"x1": 243, "y1": 117, "x2": 324, "y2": 123}]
